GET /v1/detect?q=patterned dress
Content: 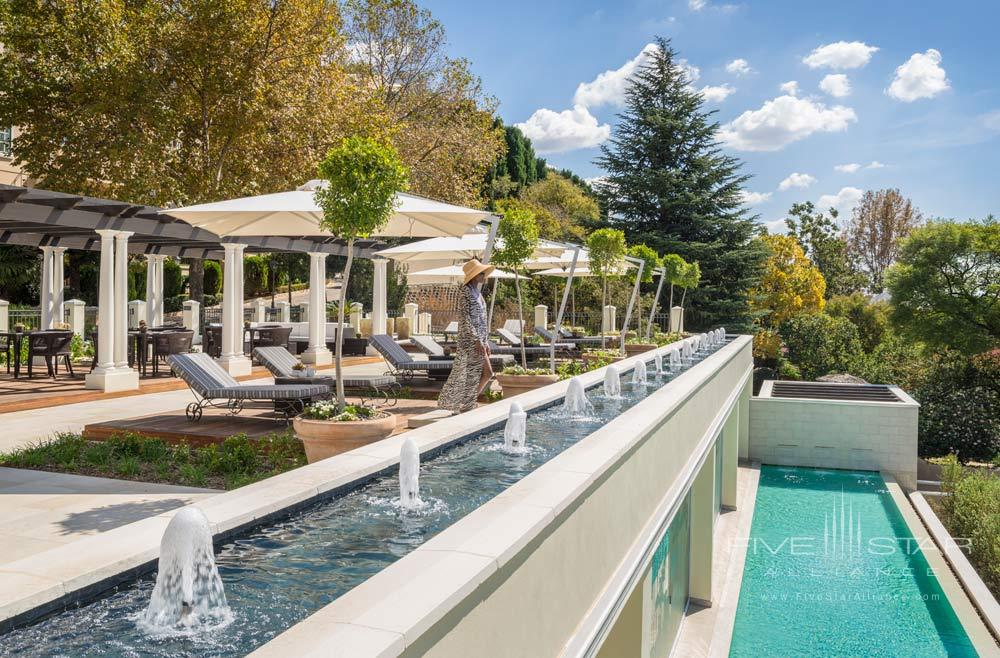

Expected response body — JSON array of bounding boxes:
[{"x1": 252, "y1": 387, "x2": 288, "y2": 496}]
[{"x1": 438, "y1": 283, "x2": 488, "y2": 413}]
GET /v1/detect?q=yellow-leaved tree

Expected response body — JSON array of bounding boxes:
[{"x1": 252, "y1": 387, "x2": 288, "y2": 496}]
[{"x1": 751, "y1": 234, "x2": 826, "y2": 330}]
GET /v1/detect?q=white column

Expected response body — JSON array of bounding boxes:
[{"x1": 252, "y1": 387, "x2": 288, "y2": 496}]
[
  {"x1": 350, "y1": 302, "x2": 363, "y2": 333},
  {"x1": 670, "y1": 306, "x2": 684, "y2": 334},
  {"x1": 372, "y1": 257, "x2": 388, "y2": 335},
  {"x1": 52, "y1": 247, "x2": 66, "y2": 326},
  {"x1": 182, "y1": 300, "x2": 200, "y2": 344},
  {"x1": 66, "y1": 299, "x2": 85, "y2": 336},
  {"x1": 300, "y1": 252, "x2": 332, "y2": 365},
  {"x1": 153, "y1": 255, "x2": 166, "y2": 326},
  {"x1": 276, "y1": 300, "x2": 290, "y2": 323},
  {"x1": 722, "y1": 405, "x2": 739, "y2": 509},
  {"x1": 145, "y1": 254, "x2": 157, "y2": 326},
  {"x1": 404, "y1": 302, "x2": 418, "y2": 333},
  {"x1": 113, "y1": 232, "x2": 132, "y2": 369},
  {"x1": 689, "y1": 448, "x2": 716, "y2": 606},
  {"x1": 40, "y1": 246, "x2": 53, "y2": 329},
  {"x1": 254, "y1": 298, "x2": 267, "y2": 324},
  {"x1": 128, "y1": 300, "x2": 146, "y2": 329},
  {"x1": 0, "y1": 299, "x2": 8, "y2": 333},
  {"x1": 86, "y1": 231, "x2": 138, "y2": 391},
  {"x1": 299, "y1": 301, "x2": 310, "y2": 324},
  {"x1": 218, "y1": 244, "x2": 251, "y2": 375},
  {"x1": 534, "y1": 304, "x2": 548, "y2": 330},
  {"x1": 602, "y1": 305, "x2": 616, "y2": 333}
]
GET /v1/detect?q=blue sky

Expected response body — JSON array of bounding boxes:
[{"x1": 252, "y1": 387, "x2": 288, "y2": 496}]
[{"x1": 423, "y1": 0, "x2": 1000, "y2": 230}]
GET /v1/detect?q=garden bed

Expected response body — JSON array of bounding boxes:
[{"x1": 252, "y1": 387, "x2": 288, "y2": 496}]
[{"x1": 0, "y1": 431, "x2": 306, "y2": 490}]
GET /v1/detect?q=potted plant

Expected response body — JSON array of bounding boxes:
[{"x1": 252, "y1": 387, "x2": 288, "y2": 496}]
[
  {"x1": 292, "y1": 401, "x2": 396, "y2": 463},
  {"x1": 492, "y1": 201, "x2": 540, "y2": 368},
  {"x1": 627, "y1": 243, "x2": 662, "y2": 342},
  {"x1": 676, "y1": 261, "x2": 701, "y2": 334},
  {"x1": 624, "y1": 335, "x2": 658, "y2": 355},
  {"x1": 495, "y1": 365, "x2": 559, "y2": 397},
  {"x1": 292, "y1": 136, "x2": 407, "y2": 453},
  {"x1": 291, "y1": 361, "x2": 316, "y2": 378},
  {"x1": 586, "y1": 228, "x2": 627, "y2": 349}
]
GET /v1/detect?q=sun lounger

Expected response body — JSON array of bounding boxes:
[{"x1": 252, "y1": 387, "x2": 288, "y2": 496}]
[{"x1": 252, "y1": 346, "x2": 400, "y2": 406}]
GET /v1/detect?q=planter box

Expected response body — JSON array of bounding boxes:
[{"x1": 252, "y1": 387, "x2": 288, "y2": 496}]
[
  {"x1": 292, "y1": 413, "x2": 396, "y2": 463},
  {"x1": 582, "y1": 352, "x2": 625, "y2": 366},
  {"x1": 496, "y1": 373, "x2": 559, "y2": 398},
  {"x1": 624, "y1": 343, "x2": 657, "y2": 355}
]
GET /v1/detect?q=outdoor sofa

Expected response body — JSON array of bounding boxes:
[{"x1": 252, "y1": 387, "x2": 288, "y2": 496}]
[{"x1": 167, "y1": 352, "x2": 329, "y2": 422}]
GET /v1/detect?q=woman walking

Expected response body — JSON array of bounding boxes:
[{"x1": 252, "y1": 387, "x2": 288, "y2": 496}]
[{"x1": 438, "y1": 259, "x2": 494, "y2": 413}]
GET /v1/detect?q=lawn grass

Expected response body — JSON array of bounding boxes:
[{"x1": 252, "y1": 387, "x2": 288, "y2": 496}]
[{"x1": 0, "y1": 431, "x2": 307, "y2": 490}]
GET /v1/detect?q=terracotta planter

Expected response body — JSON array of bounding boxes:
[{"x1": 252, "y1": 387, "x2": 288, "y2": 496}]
[
  {"x1": 292, "y1": 413, "x2": 396, "y2": 463},
  {"x1": 624, "y1": 343, "x2": 657, "y2": 356},
  {"x1": 495, "y1": 373, "x2": 559, "y2": 398}
]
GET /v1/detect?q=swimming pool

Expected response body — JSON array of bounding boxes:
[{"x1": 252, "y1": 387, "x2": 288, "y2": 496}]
[{"x1": 730, "y1": 466, "x2": 978, "y2": 657}]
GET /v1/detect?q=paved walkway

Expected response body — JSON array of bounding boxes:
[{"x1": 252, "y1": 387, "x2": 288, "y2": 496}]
[{"x1": 0, "y1": 467, "x2": 216, "y2": 567}]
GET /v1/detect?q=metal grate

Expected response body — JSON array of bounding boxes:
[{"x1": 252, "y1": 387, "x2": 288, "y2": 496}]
[{"x1": 770, "y1": 382, "x2": 902, "y2": 403}]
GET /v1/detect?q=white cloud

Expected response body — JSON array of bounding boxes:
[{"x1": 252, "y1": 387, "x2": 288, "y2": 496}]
[
  {"x1": 516, "y1": 105, "x2": 611, "y2": 154},
  {"x1": 819, "y1": 73, "x2": 851, "y2": 98},
  {"x1": 739, "y1": 190, "x2": 772, "y2": 205},
  {"x1": 573, "y1": 43, "x2": 659, "y2": 108},
  {"x1": 835, "y1": 163, "x2": 862, "y2": 173},
  {"x1": 726, "y1": 58, "x2": 752, "y2": 76},
  {"x1": 886, "y1": 49, "x2": 950, "y2": 102},
  {"x1": 719, "y1": 95, "x2": 857, "y2": 151},
  {"x1": 699, "y1": 84, "x2": 735, "y2": 102},
  {"x1": 866, "y1": 161, "x2": 886, "y2": 169},
  {"x1": 780, "y1": 80, "x2": 799, "y2": 96},
  {"x1": 778, "y1": 172, "x2": 817, "y2": 191},
  {"x1": 689, "y1": 0, "x2": 707, "y2": 10},
  {"x1": 761, "y1": 218, "x2": 789, "y2": 234},
  {"x1": 817, "y1": 186, "x2": 864, "y2": 215},
  {"x1": 983, "y1": 110, "x2": 1000, "y2": 131},
  {"x1": 803, "y1": 41, "x2": 879, "y2": 69}
]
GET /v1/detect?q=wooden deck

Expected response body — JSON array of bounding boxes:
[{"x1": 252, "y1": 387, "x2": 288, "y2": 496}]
[
  {"x1": 0, "y1": 356, "x2": 383, "y2": 414},
  {"x1": 82, "y1": 398, "x2": 442, "y2": 446}
]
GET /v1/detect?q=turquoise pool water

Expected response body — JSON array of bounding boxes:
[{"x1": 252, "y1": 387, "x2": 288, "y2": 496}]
[{"x1": 730, "y1": 466, "x2": 978, "y2": 658}]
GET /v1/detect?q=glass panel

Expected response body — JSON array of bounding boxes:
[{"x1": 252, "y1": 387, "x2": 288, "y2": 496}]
[
  {"x1": 0, "y1": 126, "x2": 11, "y2": 158},
  {"x1": 646, "y1": 492, "x2": 691, "y2": 657}
]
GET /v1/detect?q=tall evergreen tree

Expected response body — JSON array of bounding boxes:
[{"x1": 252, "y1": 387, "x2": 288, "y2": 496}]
[{"x1": 596, "y1": 37, "x2": 765, "y2": 331}]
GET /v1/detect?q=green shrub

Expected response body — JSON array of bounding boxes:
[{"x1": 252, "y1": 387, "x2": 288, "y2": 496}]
[
  {"x1": 203, "y1": 260, "x2": 222, "y2": 296},
  {"x1": 163, "y1": 258, "x2": 185, "y2": 298},
  {"x1": 243, "y1": 255, "x2": 270, "y2": 297},
  {"x1": 779, "y1": 313, "x2": 863, "y2": 380},
  {"x1": 939, "y1": 456, "x2": 1000, "y2": 596},
  {"x1": 826, "y1": 293, "x2": 889, "y2": 352},
  {"x1": 850, "y1": 336, "x2": 929, "y2": 391}
]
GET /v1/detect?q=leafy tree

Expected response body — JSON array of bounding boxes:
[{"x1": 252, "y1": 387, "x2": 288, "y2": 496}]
[
  {"x1": 203, "y1": 261, "x2": 223, "y2": 297},
  {"x1": 586, "y1": 228, "x2": 627, "y2": 347},
  {"x1": 749, "y1": 234, "x2": 826, "y2": 329},
  {"x1": 0, "y1": 246, "x2": 40, "y2": 305},
  {"x1": 344, "y1": 0, "x2": 503, "y2": 206},
  {"x1": 315, "y1": 136, "x2": 409, "y2": 407},
  {"x1": 779, "y1": 313, "x2": 863, "y2": 380},
  {"x1": 521, "y1": 173, "x2": 599, "y2": 242},
  {"x1": 678, "y1": 261, "x2": 701, "y2": 309},
  {"x1": 785, "y1": 202, "x2": 864, "y2": 297},
  {"x1": 345, "y1": 259, "x2": 408, "y2": 313},
  {"x1": 660, "y1": 253, "x2": 688, "y2": 310},
  {"x1": 847, "y1": 189, "x2": 923, "y2": 292},
  {"x1": 886, "y1": 219, "x2": 1000, "y2": 354},
  {"x1": 596, "y1": 37, "x2": 766, "y2": 332},
  {"x1": 492, "y1": 202, "x2": 540, "y2": 367},
  {"x1": 826, "y1": 293, "x2": 889, "y2": 353},
  {"x1": 627, "y1": 244, "x2": 661, "y2": 336}
]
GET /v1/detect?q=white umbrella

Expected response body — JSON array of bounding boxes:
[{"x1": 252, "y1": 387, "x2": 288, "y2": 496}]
[
  {"x1": 162, "y1": 180, "x2": 493, "y2": 238},
  {"x1": 524, "y1": 248, "x2": 591, "y2": 270},
  {"x1": 406, "y1": 265, "x2": 526, "y2": 286},
  {"x1": 376, "y1": 233, "x2": 565, "y2": 264}
]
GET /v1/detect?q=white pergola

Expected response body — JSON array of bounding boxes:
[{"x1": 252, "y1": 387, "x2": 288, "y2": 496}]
[
  {"x1": 0, "y1": 184, "x2": 370, "y2": 391},
  {"x1": 165, "y1": 182, "x2": 496, "y2": 372}
]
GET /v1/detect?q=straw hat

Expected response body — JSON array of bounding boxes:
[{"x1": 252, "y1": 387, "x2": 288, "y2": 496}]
[{"x1": 462, "y1": 258, "x2": 494, "y2": 284}]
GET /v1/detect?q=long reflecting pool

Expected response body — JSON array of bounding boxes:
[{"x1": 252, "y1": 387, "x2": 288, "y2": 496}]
[{"x1": 1, "y1": 341, "x2": 726, "y2": 657}]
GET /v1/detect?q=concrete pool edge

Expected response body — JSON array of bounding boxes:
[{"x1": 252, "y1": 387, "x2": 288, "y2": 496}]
[
  {"x1": 882, "y1": 474, "x2": 999, "y2": 655},
  {"x1": 0, "y1": 335, "x2": 725, "y2": 634},
  {"x1": 909, "y1": 490, "x2": 1000, "y2": 646}
]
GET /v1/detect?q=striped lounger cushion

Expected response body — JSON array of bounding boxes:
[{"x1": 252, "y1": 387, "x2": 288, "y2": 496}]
[{"x1": 168, "y1": 352, "x2": 327, "y2": 400}]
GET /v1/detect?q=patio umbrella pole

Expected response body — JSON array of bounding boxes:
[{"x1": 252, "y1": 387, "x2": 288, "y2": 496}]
[
  {"x1": 550, "y1": 247, "x2": 580, "y2": 373},
  {"x1": 619, "y1": 256, "x2": 645, "y2": 356},
  {"x1": 645, "y1": 267, "x2": 666, "y2": 341}
]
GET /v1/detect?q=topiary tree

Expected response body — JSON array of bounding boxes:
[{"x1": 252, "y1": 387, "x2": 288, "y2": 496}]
[
  {"x1": 678, "y1": 261, "x2": 701, "y2": 310},
  {"x1": 315, "y1": 136, "x2": 409, "y2": 407},
  {"x1": 493, "y1": 201, "x2": 540, "y2": 367},
  {"x1": 586, "y1": 228, "x2": 627, "y2": 347},
  {"x1": 627, "y1": 243, "x2": 661, "y2": 338},
  {"x1": 203, "y1": 260, "x2": 222, "y2": 296},
  {"x1": 661, "y1": 253, "x2": 687, "y2": 310}
]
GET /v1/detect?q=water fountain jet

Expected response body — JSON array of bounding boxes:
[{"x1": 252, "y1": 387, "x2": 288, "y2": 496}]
[
  {"x1": 563, "y1": 378, "x2": 593, "y2": 416},
  {"x1": 504, "y1": 402, "x2": 528, "y2": 451},
  {"x1": 632, "y1": 359, "x2": 647, "y2": 384},
  {"x1": 399, "y1": 438, "x2": 422, "y2": 509},
  {"x1": 654, "y1": 353, "x2": 663, "y2": 375},
  {"x1": 142, "y1": 507, "x2": 230, "y2": 633},
  {"x1": 604, "y1": 365, "x2": 622, "y2": 397}
]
